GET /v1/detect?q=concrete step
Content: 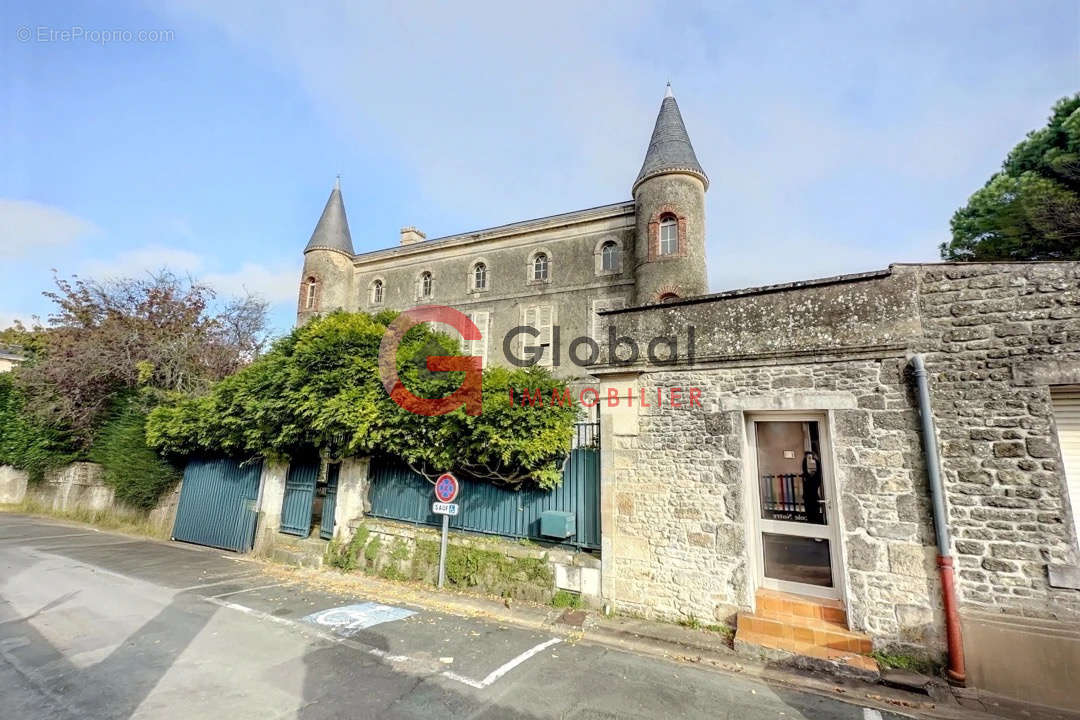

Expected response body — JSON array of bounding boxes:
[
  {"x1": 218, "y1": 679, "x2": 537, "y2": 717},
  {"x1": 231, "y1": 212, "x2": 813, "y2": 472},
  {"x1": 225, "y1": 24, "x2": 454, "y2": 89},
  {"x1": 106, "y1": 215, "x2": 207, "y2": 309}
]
[{"x1": 269, "y1": 545, "x2": 324, "y2": 569}]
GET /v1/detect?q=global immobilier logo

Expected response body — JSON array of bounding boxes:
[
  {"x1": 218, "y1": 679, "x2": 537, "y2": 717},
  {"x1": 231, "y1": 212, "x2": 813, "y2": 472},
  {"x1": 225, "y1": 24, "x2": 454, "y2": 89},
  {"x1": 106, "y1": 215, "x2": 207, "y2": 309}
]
[{"x1": 377, "y1": 305, "x2": 483, "y2": 417}]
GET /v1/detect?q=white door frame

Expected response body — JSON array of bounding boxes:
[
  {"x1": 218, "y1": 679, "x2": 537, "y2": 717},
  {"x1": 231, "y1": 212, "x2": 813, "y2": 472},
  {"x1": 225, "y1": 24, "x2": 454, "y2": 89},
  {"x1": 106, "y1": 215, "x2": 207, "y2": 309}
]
[{"x1": 744, "y1": 411, "x2": 845, "y2": 601}]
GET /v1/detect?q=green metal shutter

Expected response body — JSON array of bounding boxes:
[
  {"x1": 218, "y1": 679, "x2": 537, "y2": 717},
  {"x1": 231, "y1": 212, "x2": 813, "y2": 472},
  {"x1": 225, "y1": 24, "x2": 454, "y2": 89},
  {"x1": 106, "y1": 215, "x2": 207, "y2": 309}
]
[
  {"x1": 172, "y1": 458, "x2": 262, "y2": 552},
  {"x1": 280, "y1": 459, "x2": 319, "y2": 537}
]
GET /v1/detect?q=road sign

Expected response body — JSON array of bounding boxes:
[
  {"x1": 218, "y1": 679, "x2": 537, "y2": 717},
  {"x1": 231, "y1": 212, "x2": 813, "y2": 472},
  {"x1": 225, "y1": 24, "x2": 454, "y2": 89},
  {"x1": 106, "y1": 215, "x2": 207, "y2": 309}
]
[
  {"x1": 434, "y1": 473, "x2": 459, "y2": 503},
  {"x1": 433, "y1": 473, "x2": 460, "y2": 590}
]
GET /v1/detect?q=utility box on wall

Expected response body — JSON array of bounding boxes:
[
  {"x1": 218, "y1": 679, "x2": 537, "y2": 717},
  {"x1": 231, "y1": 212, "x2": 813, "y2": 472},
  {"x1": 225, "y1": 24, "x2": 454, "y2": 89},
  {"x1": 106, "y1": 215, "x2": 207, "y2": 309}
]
[{"x1": 540, "y1": 510, "x2": 576, "y2": 539}]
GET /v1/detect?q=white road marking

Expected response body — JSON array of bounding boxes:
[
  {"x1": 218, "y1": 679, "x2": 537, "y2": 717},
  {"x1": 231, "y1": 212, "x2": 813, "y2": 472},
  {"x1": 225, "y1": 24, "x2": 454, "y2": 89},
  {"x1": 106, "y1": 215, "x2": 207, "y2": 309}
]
[
  {"x1": 206, "y1": 597, "x2": 560, "y2": 690},
  {"x1": 175, "y1": 573, "x2": 261, "y2": 592},
  {"x1": 863, "y1": 708, "x2": 884, "y2": 720},
  {"x1": 471, "y1": 637, "x2": 563, "y2": 687},
  {"x1": 208, "y1": 582, "x2": 286, "y2": 599}
]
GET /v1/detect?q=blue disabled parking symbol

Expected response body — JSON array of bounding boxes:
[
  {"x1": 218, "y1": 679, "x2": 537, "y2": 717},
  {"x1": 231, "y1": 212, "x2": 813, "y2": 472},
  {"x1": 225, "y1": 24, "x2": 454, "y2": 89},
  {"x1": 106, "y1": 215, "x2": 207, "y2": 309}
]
[{"x1": 302, "y1": 602, "x2": 416, "y2": 636}]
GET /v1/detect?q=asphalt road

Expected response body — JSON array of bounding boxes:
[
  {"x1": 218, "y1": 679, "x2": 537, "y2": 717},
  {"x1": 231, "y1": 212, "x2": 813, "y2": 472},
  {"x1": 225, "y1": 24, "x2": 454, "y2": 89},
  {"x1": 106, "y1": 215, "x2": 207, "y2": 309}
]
[{"x1": 0, "y1": 513, "x2": 912, "y2": 720}]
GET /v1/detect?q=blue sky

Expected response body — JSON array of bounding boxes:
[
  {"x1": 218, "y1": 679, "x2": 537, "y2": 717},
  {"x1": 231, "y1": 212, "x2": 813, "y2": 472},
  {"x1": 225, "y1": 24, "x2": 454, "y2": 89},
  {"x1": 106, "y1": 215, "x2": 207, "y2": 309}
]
[{"x1": 1, "y1": 1, "x2": 1077, "y2": 334}]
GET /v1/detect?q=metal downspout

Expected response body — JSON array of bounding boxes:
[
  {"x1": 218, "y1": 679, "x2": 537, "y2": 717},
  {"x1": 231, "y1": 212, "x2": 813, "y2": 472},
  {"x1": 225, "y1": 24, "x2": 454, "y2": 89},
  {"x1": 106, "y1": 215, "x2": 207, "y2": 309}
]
[{"x1": 910, "y1": 354, "x2": 967, "y2": 686}]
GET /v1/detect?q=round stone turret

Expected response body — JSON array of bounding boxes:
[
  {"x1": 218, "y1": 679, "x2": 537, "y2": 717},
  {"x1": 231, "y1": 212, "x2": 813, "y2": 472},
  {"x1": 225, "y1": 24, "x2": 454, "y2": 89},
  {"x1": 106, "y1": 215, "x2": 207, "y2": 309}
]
[
  {"x1": 632, "y1": 85, "x2": 708, "y2": 305},
  {"x1": 297, "y1": 178, "x2": 355, "y2": 325}
]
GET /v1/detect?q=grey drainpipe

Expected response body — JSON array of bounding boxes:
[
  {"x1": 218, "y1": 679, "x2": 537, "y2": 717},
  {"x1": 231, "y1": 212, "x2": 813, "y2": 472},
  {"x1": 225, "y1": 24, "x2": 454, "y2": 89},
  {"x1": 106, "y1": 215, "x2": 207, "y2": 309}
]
[{"x1": 910, "y1": 354, "x2": 966, "y2": 685}]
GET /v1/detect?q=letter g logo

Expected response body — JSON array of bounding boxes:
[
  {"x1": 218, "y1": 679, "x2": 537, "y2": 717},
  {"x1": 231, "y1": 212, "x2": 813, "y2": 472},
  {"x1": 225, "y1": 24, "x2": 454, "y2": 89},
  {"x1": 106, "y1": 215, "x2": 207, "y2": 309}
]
[{"x1": 377, "y1": 305, "x2": 482, "y2": 416}]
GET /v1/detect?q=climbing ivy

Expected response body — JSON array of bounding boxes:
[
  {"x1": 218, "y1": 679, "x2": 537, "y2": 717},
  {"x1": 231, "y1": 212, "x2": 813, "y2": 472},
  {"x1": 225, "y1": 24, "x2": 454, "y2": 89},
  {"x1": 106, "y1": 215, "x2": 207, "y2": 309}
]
[{"x1": 147, "y1": 311, "x2": 579, "y2": 488}]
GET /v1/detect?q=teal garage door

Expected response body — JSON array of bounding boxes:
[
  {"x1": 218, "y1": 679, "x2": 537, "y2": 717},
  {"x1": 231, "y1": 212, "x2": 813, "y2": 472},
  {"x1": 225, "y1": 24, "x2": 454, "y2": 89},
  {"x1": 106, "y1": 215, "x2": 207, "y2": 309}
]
[{"x1": 173, "y1": 458, "x2": 263, "y2": 552}]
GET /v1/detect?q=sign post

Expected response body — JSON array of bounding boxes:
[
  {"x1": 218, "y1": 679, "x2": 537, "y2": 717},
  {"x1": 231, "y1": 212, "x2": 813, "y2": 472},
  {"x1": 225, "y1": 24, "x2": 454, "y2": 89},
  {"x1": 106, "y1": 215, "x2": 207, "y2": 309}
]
[{"x1": 433, "y1": 473, "x2": 460, "y2": 589}]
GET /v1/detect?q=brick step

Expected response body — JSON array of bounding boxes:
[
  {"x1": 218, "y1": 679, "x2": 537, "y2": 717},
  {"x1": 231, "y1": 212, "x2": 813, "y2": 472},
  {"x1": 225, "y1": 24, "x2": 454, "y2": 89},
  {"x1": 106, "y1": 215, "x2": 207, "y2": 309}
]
[
  {"x1": 736, "y1": 611, "x2": 873, "y2": 655},
  {"x1": 755, "y1": 588, "x2": 847, "y2": 626}
]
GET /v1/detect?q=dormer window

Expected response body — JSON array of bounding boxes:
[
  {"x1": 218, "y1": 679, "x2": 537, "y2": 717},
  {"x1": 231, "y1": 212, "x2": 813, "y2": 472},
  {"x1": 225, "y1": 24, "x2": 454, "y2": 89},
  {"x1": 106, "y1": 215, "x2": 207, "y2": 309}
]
[
  {"x1": 659, "y1": 215, "x2": 678, "y2": 256},
  {"x1": 419, "y1": 272, "x2": 432, "y2": 299},
  {"x1": 304, "y1": 277, "x2": 318, "y2": 310},
  {"x1": 473, "y1": 262, "x2": 487, "y2": 290},
  {"x1": 532, "y1": 253, "x2": 549, "y2": 282},
  {"x1": 371, "y1": 279, "x2": 384, "y2": 305}
]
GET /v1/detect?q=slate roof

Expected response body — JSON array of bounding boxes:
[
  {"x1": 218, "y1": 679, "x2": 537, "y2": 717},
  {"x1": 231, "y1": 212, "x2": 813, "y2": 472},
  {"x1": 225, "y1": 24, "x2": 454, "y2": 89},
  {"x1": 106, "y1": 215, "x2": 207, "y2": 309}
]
[
  {"x1": 304, "y1": 181, "x2": 354, "y2": 255},
  {"x1": 633, "y1": 86, "x2": 708, "y2": 193}
]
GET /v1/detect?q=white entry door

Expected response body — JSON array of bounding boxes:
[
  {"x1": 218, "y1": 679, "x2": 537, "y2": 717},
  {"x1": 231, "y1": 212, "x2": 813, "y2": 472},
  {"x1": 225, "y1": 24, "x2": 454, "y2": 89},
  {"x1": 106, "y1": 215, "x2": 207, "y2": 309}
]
[{"x1": 746, "y1": 414, "x2": 842, "y2": 599}]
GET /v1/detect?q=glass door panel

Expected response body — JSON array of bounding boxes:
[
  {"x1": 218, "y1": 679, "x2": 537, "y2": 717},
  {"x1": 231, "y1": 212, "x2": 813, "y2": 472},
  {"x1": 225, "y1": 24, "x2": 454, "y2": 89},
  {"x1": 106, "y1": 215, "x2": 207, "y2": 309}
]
[{"x1": 751, "y1": 419, "x2": 838, "y2": 596}]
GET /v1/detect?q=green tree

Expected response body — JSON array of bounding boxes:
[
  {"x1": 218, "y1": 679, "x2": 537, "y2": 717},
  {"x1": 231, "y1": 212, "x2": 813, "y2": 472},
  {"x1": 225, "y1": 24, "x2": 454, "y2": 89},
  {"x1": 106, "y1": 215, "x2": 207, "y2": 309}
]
[
  {"x1": 942, "y1": 95, "x2": 1080, "y2": 261},
  {"x1": 147, "y1": 311, "x2": 580, "y2": 488}
]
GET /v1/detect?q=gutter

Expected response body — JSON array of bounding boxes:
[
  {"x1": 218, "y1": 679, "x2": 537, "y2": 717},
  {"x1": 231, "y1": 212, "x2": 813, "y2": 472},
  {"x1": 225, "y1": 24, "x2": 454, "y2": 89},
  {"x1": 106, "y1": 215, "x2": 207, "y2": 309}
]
[{"x1": 909, "y1": 354, "x2": 967, "y2": 686}]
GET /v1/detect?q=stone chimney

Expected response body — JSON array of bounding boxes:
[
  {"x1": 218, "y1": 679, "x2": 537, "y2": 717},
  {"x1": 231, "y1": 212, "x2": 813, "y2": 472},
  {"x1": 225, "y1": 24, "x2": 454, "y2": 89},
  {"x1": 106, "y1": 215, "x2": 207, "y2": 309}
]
[{"x1": 400, "y1": 226, "x2": 426, "y2": 245}]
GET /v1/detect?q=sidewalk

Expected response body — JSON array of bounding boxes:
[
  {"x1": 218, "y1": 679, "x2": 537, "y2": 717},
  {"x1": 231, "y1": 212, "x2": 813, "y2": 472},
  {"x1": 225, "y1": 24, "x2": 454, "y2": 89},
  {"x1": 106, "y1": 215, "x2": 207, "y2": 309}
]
[{"x1": 254, "y1": 559, "x2": 1078, "y2": 720}]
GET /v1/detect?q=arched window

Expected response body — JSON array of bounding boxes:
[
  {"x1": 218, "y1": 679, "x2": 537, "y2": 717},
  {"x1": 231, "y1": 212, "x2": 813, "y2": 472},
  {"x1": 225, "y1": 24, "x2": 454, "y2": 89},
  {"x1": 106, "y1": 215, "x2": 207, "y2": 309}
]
[
  {"x1": 371, "y1": 279, "x2": 384, "y2": 305},
  {"x1": 304, "y1": 277, "x2": 318, "y2": 310},
  {"x1": 659, "y1": 292, "x2": 679, "y2": 303},
  {"x1": 420, "y1": 272, "x2": 432, "y2": 299},
  {"x1": 532, "y1": 253, "x2": 549, "y2": 282},
  {"x1": 473, "y1": 262, "x2": 487, "y2": 290},
  {"x1": 601, "y1": 241, "x2": 618, "y2": 272},
  {"x1": 658, "y1": 215, "x2": 678, "y2": 256}
]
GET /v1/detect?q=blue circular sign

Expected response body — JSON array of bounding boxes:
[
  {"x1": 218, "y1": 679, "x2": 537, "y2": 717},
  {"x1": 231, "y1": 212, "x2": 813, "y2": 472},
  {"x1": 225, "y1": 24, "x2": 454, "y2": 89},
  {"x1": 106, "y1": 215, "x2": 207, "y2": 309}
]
[{"x1": 435, "y1": 473, "x2": 459, "y2": 503}]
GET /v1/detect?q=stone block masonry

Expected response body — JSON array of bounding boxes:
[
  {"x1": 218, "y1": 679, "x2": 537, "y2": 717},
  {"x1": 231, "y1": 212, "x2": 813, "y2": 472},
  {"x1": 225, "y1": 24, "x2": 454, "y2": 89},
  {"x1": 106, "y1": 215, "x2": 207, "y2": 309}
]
[
  {"x1": 912, "y1": 263, "x2": 1080, "y2": 622},
  {"x1": 594, "y1": 261, "x2": 1080, "y2": 662},
  {"x1": 335, "y1": 517, "x2": 601, "y2": 604},
  {"x1": 602, "y1": 361, "x2": 943, "y2": 653}
]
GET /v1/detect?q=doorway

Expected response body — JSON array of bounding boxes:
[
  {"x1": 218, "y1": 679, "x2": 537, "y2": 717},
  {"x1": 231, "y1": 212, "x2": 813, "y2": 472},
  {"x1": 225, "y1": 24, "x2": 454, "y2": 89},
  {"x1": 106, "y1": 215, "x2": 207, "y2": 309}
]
[{"x1": 746, "y1": 414, "x2": 842, "y2": 600}]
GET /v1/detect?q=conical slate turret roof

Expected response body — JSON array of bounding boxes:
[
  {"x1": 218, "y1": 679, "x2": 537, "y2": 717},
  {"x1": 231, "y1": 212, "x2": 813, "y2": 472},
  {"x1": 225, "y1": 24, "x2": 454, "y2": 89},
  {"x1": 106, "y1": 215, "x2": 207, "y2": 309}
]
[
  {"x1": 633, "y1": 84, "x2": 708, "y2": 193},
  {"x1": 304, "y1": 179, "x2": 354, "y2": 255}
]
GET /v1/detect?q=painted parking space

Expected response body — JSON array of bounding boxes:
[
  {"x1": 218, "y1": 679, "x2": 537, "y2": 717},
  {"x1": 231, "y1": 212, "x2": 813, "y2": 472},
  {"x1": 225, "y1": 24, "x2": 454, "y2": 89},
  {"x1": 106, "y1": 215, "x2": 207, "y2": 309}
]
[
  {"x1": 1, "y1": 515, "x2": 922, "y2": 719},
  {"x1": 204, "y1": 580, "x2": 565, "y2": 690}
]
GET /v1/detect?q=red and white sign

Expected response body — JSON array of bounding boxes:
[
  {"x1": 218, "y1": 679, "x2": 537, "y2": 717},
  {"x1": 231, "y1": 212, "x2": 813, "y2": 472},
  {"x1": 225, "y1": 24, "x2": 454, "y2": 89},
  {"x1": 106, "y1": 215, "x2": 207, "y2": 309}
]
[{"x1": 434, "y1": 472, "x2": 459, "y2": 503}]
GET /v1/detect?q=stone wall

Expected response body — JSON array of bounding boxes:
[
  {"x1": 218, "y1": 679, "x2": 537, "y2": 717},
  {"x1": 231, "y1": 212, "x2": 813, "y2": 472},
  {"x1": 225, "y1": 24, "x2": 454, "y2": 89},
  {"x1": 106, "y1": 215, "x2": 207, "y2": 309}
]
[
  {"x1": 1, "y1": 461, "x2": 180, "y2": 534},
  {"x1": 598, "y1": 361, "x2": 943, "y2": 651},
  {"x1": 40, "y1": 462, "x2": 115, "y2": 512},
  {"x1": 148, "y1": 479, "x2": 183, "y2": 536},
  {"x1": 595, "y1": 261, "x2": 1080, "y2": 658},
  {"x1": 908, "y1": 263, "x2": 1080, "y2": 621},
  {"x1": 0, "y1": 465, "x2": 28, "y2": 504},
  {"x1": 252, "y1": 461, "x2": 289, "y2": 555},
  {"x1": 358, "y1": 517, "x2": 601, "y2": 603}
]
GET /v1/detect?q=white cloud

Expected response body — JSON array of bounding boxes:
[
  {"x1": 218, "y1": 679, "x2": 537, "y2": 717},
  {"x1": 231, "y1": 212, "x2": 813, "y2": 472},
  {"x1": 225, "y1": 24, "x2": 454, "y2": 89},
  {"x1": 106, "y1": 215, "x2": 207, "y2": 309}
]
[
  {"x1": 80, "y1": 246, "x2": 298, "y2": 304},
  {"x1": 203, "y1": 262, "x2": 300, "y2": 304},
  {"x1": 0, "y1": 199, "x2": 98, "y2": 258},
  {"x1": 81, "y1": 246, "x2": 204, "y2": 279}
]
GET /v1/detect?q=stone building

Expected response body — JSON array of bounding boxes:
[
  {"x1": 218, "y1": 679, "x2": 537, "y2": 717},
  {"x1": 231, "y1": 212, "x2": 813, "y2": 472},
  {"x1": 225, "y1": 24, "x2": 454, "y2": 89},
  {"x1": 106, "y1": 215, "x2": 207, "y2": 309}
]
[
  {"x1": 296, "y1": 85, "x2": 709, "y2": 373},
  {"x1": 285, "y1": 86, "x2": 1080, "y2": 709},
  {"x1": 592, "y1": 261, "x2": 1080, "y2": 709}
]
